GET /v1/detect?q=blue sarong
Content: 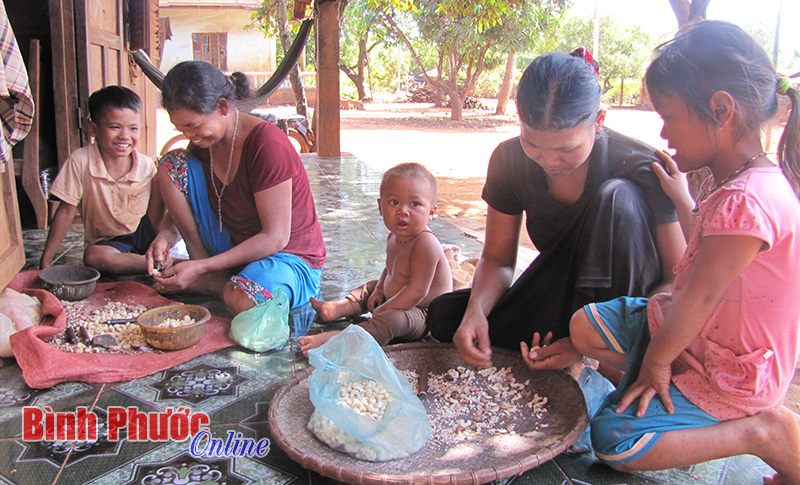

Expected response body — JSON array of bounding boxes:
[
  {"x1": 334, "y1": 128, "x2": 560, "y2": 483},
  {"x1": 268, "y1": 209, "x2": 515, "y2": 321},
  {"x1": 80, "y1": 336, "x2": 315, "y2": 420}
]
[{"x1": 163, "y1": 150, "x2": 322, "y2": 307}]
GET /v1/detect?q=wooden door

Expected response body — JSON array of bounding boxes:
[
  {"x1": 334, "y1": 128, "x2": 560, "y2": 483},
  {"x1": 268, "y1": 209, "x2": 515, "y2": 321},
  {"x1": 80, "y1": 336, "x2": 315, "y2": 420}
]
[
  {"x1": 49, "y1": 0, "x2": 81, "y2": 166},
  {"x1": 49, "y1": 0, "x2": 157, "y2": 165},
  {"x1": 74, "y1": 0, "x2": 126, "y2": 146},
  {"x1": 0, "y1": 165, "x2": 25, "y2": 289}
]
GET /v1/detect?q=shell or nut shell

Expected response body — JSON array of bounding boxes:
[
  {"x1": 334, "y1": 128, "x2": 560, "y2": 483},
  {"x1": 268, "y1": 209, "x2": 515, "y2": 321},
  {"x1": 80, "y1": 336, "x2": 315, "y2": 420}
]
[
  {"x1": 48, "y1": 300, "x2": 152, "y2": 354},
  {"x1": 400, "y1": 365, "x2": 548, "y2": 448}
]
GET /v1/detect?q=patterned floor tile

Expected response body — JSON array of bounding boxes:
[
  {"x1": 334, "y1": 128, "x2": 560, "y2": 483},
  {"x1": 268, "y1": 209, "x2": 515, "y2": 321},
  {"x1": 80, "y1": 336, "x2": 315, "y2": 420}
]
[
  {"x1": 554, "y1": 450, "x2": 776, "y2": 485},
  {"x1": 105, "y1": 353, "x2": 287, "y2": 419},
  {"x1": 77, "y1": 427, "x2": 296, "y2": 485},
  {"x1": 0, "y1": 364, "x2": 99, "y2": 440},
  {"x1": 79, "y1": 424, "x2": 297, "y2": 485},
  {"x1": 0, "y1": 438, "x2": 61, "y2": 485}
]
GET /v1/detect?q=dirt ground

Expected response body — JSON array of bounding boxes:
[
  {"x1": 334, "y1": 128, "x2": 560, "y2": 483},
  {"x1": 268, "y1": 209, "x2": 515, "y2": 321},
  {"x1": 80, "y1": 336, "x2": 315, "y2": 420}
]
[{"x1": 337, "y1": 98, "x2": 800, "y2": 414}]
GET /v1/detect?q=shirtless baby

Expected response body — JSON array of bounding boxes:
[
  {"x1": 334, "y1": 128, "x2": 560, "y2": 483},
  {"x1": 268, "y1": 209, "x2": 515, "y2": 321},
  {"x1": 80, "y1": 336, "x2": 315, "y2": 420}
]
[{"x1": 299, "y1": 163, "x2": 453, "y2": 354}]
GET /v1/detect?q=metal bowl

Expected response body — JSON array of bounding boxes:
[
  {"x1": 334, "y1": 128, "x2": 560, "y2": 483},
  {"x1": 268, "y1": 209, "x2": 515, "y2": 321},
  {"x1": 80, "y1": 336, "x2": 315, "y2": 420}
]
[
  {"x1": 135, "y1": 304, "x2": 211, "y2": 351},
  {"x1": 39, "y1": 265, "x2": 101, "y2": 301}
]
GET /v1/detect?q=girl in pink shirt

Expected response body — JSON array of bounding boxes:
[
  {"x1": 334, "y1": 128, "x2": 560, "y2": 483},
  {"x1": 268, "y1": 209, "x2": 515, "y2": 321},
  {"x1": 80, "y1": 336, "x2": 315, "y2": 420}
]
[{"x1": 534, "y1": 21, "x2": 800, "y2": 484}]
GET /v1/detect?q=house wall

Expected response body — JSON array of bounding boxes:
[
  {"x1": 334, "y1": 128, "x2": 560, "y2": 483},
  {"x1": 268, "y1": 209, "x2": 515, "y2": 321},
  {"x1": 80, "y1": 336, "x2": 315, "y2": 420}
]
[{"x1": 160, "y1": 6, "x2": 276, "y2": 74}]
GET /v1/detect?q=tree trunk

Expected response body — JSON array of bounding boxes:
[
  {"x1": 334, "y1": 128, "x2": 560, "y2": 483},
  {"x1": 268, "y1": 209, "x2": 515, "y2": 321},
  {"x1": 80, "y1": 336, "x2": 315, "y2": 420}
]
[
  {"x1": 449, "y1": 54, "x2": 462, "y2": 121},
  {"x1": 496, "y1": 52, "x2": 516, "y2": 115},
  {"x1": 434, "y1": 52, "x2": 444, "y2": 107},
  {"x1": 619, "y1": 78, "x2": 624, "y2": 106},
  {"x1": 356, "y1": 37, "x2": 368, "y2": 100},
  {"x1": 277, "y1": 0, "x2": 308, "y2": 118}
]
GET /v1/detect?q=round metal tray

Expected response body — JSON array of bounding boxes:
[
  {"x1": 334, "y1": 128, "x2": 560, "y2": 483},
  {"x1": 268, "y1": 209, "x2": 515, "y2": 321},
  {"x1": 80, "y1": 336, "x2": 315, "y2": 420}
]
[{"x1": 268, "y1": 342, "x2": 588, "y2": 484}]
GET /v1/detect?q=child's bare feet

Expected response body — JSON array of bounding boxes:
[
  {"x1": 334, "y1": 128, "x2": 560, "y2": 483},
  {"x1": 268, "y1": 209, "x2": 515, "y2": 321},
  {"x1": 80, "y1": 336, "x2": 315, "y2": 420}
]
[
  {"x1": 754, "y1": 407, "x2": 800, "y2": 485},
  {"x1": 310, "y1": 297, "x2": 357, "y2": 322},
  {"x1": 298, "y1": 331, "x2": 340, "y2": 357}
]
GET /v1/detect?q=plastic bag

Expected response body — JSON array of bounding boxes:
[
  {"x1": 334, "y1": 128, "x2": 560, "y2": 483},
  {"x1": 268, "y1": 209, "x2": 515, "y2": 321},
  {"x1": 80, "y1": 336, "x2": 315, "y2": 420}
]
[
  {"x1": 0, "y1": 313, "x2": 15, "y2": 358},
  {"x1": 229, "y1": 288, "x2": 290, "y2": 352},
  {"x1": 0, "y1": 289, "x2": 43, "y2": 358},
  {"x1": 568, "y1": 366, "x2": 615, "y2": 453},
  {"x1": 0, "y1": 288, "x2": 42, "y2": 331},
  {"x1": 306, "y1": 325, "x2": 430, "y2": 461}
]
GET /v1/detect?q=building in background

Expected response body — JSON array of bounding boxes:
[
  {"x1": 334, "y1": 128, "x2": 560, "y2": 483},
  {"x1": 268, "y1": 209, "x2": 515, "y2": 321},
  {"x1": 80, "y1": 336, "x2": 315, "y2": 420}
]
[{"x1": 159, "y1": 0, "x2": 277, "y2": 75}]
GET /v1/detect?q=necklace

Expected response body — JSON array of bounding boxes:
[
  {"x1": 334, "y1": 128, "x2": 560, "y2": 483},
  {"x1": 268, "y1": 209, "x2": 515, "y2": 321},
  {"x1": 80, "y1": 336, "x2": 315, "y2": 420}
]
[
  {"x1": 209, "y1": 109, "x2": 239, "y2": 232},
  {"x1": 692, "y1": 151, "x2": 766, "y2": 214},
  {"x1": 709, "y1": 152, "x2": 766, "y2": 193},
  {"x1": 395, "y1": 229, "x2": 433, "y2": 244}
]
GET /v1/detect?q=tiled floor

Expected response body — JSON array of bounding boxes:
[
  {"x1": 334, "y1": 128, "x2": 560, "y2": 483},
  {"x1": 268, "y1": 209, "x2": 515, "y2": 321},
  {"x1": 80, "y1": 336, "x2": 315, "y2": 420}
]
[{"x1": 2, "y1": 154, "x2": 785, "y2": 484}]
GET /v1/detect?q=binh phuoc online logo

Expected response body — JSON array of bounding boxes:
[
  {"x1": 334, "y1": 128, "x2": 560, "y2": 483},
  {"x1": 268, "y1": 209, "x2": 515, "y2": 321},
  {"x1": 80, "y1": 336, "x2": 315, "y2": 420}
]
[{"x1": 22, "y1": 406, "x2": 270, "y2": 458}]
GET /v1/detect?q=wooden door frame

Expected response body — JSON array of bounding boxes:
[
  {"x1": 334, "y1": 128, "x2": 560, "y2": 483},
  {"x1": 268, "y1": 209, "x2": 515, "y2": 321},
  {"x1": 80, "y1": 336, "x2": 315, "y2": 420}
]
[
  {"x1": 74, "y1": 0, "x2": 127, "y2": 147},
  {"x1": 48, "y1": 0, "x2": 82, "y2": 167}
]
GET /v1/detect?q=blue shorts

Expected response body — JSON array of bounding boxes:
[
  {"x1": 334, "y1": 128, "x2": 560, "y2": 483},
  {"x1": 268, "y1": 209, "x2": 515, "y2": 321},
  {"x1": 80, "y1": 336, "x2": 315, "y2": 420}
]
[
  {"x1": 233, "y1": 253, "x2": 322, "y2": 308},
  {"x1": 583, "y1": 297, "x2": 721, "y2": 465},
  {"x1": 160, "y1": 149, "x2": 322, "y2": 308},
  {"x1": 94, "y1": 216, "x2": 156, "y2": 255}
]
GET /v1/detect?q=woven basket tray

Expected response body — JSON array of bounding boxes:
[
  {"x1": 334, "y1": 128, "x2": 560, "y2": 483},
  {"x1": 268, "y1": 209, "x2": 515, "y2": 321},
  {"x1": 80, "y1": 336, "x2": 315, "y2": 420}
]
[{"x1": 268, "y1": 342, "x2": 588, "y2": 484}]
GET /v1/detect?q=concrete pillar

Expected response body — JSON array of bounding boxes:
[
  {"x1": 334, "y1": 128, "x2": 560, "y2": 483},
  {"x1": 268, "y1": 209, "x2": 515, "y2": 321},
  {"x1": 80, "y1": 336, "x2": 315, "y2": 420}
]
[{"x1": 316, "y1": 0, "x2": 341, "y2": 156}]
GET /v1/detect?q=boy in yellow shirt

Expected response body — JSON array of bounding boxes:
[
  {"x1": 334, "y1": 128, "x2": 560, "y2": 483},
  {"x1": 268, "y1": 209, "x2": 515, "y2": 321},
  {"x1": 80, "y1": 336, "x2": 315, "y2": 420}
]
[{"x1": 40, "y1": 86, "x2": 161, "y2": 275}]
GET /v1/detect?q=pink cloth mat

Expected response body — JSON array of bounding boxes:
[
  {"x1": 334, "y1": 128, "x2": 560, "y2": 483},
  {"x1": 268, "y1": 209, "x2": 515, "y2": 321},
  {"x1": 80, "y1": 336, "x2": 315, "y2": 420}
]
[{"x1": 8, "y1": 270, "x2": 236, "y2": 389}]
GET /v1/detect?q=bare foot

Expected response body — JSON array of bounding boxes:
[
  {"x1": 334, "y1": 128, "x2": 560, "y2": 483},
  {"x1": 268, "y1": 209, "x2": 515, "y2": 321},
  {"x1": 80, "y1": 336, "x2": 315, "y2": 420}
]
[
  {"x1": 298, "y1": 331, "x2": 340, "y2": 357},
  {"x1": 754, "y1": 407, "x2": 800, "y2": 485},
  {"x1": 310, "y1": 297, "x2": 357, "y2": 322}
]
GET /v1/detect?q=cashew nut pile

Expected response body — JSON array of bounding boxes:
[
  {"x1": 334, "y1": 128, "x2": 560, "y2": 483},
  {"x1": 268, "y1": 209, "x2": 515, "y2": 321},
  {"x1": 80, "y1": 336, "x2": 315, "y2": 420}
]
[
  {"x1": 402, "y1": 366, "x2": 548, "y2": 446},
  {"x1": 338, "y1": 379, "x2": 392, "y2": 420},
  {"x1": 152, "y1": 315, "x2": 196, "y2": 328},
  {"x1": 47, "y1": 300, "x2": 154, "y2": 354},
  {"x1": 308, "y1": 378, "x2": 408, "y2": 461}
]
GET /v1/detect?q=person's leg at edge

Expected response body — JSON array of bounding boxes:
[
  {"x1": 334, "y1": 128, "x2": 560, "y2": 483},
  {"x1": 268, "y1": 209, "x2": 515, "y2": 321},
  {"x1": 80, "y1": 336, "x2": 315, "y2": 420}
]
[
  {"x1": 576, "y1": 179, "x2": 661, "y2": 307},
  {"x1": 614, "y1": 411, "x2": 800, "y2": 485},
  {"x1": 301, "y1": 281, "x2": 380, "y2": 354},
  {"x1": 229, "y1": 252, "x2": 322, "y2": 318},
  {"x1": 84, "y1": 216, "x2": 158, "y2": 276},
  {"x1": 425, "y1": 288, "x2": 471, "y2": 342},
  {"x1": 572, "y1": 298, "x2": 800, "y2": 484},
  {"x1": 300, "y1": 306, "x2": 426, "y2": 356},
  {"x1": 570, "y1": 308, "x2": 628, "y2": 371},
  {"x1": 84, "y1": 245, "x2": 147, "y2": 275},
  {"x1": 310, "y1": 280, "x2": 376, "y2": 322}
]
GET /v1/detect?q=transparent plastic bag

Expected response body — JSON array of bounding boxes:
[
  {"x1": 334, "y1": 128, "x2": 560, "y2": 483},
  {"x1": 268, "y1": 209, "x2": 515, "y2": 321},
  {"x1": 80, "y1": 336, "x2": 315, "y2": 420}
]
[
  {"x1": 0, "y1": 313, "x2": 15, "y2": 358},
  {"x1": 306, "y1": 325, "x2": 430, "y2": 461},
  {"x1": 568, "y1": 366, "x2": 615, "y2": 454},
  {"x1": 0, "y1": 288, "x2": 42, "y2": 331},
  {"x1": 0, "y1": 289, "x2": 43, "y2": 358},
  {"x1": 229, "y1": 288, "x2": 290, "y2": 352}
]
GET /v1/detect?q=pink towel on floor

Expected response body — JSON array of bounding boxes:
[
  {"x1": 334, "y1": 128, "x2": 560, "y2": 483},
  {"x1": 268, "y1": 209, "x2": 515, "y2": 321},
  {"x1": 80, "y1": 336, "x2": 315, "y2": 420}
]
[{"x1": 8, "y1": 270, "x2": 235, "y2": 389}]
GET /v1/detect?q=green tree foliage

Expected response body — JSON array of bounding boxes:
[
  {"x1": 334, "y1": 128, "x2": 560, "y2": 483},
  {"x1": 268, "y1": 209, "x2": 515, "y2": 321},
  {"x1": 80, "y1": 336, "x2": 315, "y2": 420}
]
[
  {"x1": 368, "y1": 0, "x2": 567, "y2": 120},
  {"x1": 339, "y1": 0, "x2": 403, "y2": 100},
  {"x1": 554, "y1": 16, "x2": 653, "y2": 103},
  {"x1": 250, "y1": 0, "x2": 567, "y2": 118}
]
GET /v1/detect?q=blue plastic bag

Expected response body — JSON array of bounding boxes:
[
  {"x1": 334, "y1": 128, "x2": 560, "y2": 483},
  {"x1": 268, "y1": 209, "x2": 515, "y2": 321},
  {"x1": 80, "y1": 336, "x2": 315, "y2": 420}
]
[
  {"x1": 229, "y1": 288, "x2": 290, "y2": 352},
  {"x1": 568, "y1": 366, "x2": 616, "y2": 453},
  {"x1": 307, "y1": 325, "x2": 430, "y2": 461}
]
